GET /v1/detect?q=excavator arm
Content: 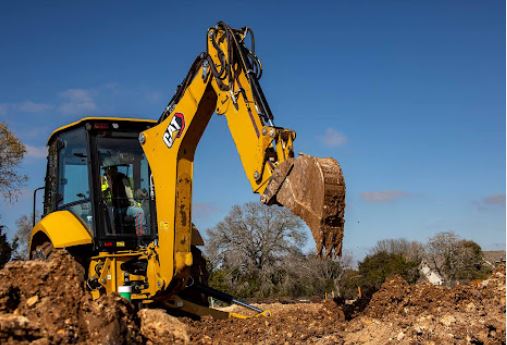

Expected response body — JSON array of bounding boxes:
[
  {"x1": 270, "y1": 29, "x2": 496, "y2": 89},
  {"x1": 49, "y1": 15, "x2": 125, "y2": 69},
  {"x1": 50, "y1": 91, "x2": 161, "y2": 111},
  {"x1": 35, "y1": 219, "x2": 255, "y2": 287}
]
[{"x1": 140, "y1": 22, "x2": 345, "y2": 292}]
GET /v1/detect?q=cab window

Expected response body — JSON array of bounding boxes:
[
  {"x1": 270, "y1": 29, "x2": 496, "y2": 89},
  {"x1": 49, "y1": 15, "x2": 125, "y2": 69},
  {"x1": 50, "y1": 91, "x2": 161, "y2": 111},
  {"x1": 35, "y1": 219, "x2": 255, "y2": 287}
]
[
  {"x1": 97, "y1": 135, "x2": 152, "y2": 238},
  {"x1": 56, "y1": 128, "x2": 93, "y2": 228}
]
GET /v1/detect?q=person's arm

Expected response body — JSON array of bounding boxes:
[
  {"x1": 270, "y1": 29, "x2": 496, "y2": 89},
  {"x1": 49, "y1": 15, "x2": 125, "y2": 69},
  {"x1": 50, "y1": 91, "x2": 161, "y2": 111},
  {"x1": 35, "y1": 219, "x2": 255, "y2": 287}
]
[{"x1": 122, "y1": 177, "x2": 135, "y2": 205}]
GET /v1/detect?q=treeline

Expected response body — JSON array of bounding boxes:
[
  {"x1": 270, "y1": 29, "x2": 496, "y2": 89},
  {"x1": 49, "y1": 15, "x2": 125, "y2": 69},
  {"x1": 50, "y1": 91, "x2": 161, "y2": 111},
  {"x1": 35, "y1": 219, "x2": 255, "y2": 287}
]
[
  {"x1": 0, "y1": 122, "x2": 27, "y2": 267},
  {"x1": 205, "y1": 203, "x2": 492, "y2": 300}
]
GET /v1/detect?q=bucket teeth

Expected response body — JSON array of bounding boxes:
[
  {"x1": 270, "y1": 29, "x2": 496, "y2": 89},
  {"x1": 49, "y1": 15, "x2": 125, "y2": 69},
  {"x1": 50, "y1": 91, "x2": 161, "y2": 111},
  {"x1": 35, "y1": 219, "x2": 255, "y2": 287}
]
[{"x1": 262, "y1": 156, "x2": 345, "y2": 257}]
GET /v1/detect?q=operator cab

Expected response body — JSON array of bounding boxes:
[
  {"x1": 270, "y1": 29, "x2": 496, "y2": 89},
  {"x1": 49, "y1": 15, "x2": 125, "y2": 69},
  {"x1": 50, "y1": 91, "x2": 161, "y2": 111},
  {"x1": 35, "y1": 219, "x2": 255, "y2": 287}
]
[{"x1": 43, "y1": 117, "x2": 157, "y2": 251}]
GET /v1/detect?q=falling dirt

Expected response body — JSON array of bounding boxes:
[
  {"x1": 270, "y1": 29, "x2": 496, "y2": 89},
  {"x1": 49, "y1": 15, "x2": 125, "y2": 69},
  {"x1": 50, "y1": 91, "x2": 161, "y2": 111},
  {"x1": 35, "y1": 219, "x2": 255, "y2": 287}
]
[{"x1": 0, "y1": 251, "x2": 504, "y2": 344}]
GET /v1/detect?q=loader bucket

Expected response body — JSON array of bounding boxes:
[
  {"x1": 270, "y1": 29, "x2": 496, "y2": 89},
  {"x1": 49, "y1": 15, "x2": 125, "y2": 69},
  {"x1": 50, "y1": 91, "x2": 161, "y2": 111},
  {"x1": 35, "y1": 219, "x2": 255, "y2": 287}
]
[{"x1": 261, "y1": 156, "x2": 345, "y2": 257}]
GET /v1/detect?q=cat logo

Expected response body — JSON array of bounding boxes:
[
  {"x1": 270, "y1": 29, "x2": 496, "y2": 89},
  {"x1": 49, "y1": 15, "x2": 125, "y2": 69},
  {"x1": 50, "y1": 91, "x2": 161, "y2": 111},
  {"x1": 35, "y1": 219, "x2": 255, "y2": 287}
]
[{"x1": 162, "y1": 113, "x2": 185, "y2": 148}]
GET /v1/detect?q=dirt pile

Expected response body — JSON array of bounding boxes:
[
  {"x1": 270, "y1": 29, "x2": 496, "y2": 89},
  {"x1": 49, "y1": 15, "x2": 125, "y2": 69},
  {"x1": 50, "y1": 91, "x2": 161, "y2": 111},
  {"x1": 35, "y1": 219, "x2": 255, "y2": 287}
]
[
  {"x1": 0, "y1": 251, "x2": 504, "y2": 344},
  {"x1": 366, "y1": 270, "x2": 505, "y2": 319},
  {"x1": 0, "y1": 251, "x2": 143, "y2": 345},
  {"x1": 184, "y1": 301, "x2": 345, "y2": 344},
  {"x1": 184, "y1": 267, "x2": 506, "y2": 345},
  {"x1": 138, "y1": 309, "x2": 189, "y2": 345},
  {"x1": 343, "y1": 268, "x2": 506, "y2": 344}
]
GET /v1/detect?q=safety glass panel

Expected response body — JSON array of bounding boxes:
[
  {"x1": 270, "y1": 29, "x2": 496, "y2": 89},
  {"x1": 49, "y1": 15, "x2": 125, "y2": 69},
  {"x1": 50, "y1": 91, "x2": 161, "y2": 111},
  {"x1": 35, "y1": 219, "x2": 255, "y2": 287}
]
[
  {"x1": 96, "y1": 136, "x2": 152, "y2": 238},
  {"x1": 56, "y1": 128, "x2": 93, "y2": 229}
]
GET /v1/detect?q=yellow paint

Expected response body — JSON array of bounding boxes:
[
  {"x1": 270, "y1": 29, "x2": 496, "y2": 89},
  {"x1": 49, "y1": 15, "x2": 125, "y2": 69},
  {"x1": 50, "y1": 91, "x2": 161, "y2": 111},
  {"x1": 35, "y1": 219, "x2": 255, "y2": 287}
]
[
  {"x1": 38, "y1": 23, "x2": 298, "y2": 317},
  {"x1": 47, "y1": 116, "x2": 156, "y2": 144},
  {"x1": 141, "y1": 69, "x2": 214, "y2": 287},
  {"x1": 87, "y1": 251, "x2": 155, "y2": 300},
  {"x1": 31, "y1": 211, "x2": 92, "y2": 249},
  {"x1": 140, "y1": 24, "x2": 295, "y2": 288}
]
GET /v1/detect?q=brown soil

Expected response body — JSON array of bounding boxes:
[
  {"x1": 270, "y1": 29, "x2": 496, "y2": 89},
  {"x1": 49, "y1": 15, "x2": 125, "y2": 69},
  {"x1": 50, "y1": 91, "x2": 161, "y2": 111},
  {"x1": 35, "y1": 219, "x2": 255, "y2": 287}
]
[
  {"x1": 0, "y1": 252, "x2": 504, "y2": 344},
  {"x1": 184, "y1": 301, "x2": 345, "y2": 344},
  {"x1": 0, "y1": 250, "x2": 143, "y2": 345},
  {"x1": 182, "y1": 268, "x2": 506, "y2": 344},
  {"x1": 344, "y1": 269, "x2": 506, "y2": 345}
]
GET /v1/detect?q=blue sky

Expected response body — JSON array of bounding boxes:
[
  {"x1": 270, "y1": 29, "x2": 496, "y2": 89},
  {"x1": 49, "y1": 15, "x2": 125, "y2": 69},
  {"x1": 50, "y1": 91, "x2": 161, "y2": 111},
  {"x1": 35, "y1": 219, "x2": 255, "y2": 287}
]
[{"x1": 0, "y1": 1, "x2": 505, "y2": 260}]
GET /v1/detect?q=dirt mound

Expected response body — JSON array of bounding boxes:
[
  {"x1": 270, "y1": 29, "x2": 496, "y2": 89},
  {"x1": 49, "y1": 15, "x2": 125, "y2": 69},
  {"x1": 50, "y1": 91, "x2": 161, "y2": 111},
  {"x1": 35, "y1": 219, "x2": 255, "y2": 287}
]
[
  {"x1": 184, "y1": 302, "x2": 346, "y2": 344},
  {"x1": 0, "y1": 251, "x2": 143, "y2": 345},
  {"x1": 183, "y1": 268, "x2": 505, "y2": 344},
  {"x1": 345, "y1": 267, "x2": 506, "y2": 344},
  {"x1": 138, "y1": 309, "x2": 189, "y2": 345},
  {"x1": 0, "y1": 251, "x2": 504, "y2": 345},
  {"x1": 366, "y1": 272, "x2": 505, "y2": 319}
]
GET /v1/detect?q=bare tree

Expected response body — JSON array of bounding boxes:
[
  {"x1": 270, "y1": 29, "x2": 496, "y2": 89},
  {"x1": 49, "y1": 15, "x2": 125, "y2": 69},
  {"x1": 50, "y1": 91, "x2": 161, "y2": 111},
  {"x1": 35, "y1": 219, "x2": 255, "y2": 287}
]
[
  {"x1": 281, "y1": 251, "x2": 354, "y2": 298},
  {"x1": 206, "y1": 202, "x2": 356, "y2": 299},
  {"x1": 12, "y1": 214, "x2": 33, "y2": 260},
  {"x1": 0, "y1": 123, "x2": 27, "y2": 201},
  {"x1": 0, "y1": 224, "x2": 13, "y2": 268},
  {"x1": 424, "y1": 231, "x2": 486, "y2": 284},
  {"x1": 370, "y1": 238, "x2": 424, "y2": 262},
  {"x1": 206, "y1": 202, "x2": 306, "y2": 297},
  {"x1": 207, "y1": 202, "x2": 306, "y2": 271},
  {"x1": 424, "y1": 231, "x2": 460, "y2": 281}
]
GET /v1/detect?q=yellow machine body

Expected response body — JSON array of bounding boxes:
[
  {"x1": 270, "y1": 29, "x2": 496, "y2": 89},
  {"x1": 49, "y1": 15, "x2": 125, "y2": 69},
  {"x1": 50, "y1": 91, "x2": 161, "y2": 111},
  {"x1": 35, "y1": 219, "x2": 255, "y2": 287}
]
[
  {"x1": 30, "y1": 210, "x2": 92, "y2": 250},
  {"x1": 46, "y1": 116, "x2": 157, "y2": 145},
  {"x1": 30, "y1": 22, "x2": 346, "y2": 318}
]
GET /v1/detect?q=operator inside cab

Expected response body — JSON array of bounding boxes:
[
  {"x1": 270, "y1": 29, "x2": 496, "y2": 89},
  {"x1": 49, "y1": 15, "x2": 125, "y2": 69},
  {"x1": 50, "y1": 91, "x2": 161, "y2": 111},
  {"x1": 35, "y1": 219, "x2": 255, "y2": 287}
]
[{"x1": 101, "y1": 162, "x2": 146, "y2": 236}]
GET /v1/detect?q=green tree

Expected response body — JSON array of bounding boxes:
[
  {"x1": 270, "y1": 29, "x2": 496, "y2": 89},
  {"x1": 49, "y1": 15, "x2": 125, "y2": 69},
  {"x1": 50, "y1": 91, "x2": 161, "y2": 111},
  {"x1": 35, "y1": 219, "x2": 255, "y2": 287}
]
[
  {"x1": 454, "y1": 240, "x2": 489, "y2": 281},
  {"x1": 337, "y1": 268, "x2": 362, "y2": 299},
  {"x1": 424, "y1": 232, "x2": 490, "y2": 284},
  {"x1": 358, "y1": 251, "x2": 420, "y2": 295},
  {"x1": 0, "y1": 225, "x2": 13, "y2": 268}
]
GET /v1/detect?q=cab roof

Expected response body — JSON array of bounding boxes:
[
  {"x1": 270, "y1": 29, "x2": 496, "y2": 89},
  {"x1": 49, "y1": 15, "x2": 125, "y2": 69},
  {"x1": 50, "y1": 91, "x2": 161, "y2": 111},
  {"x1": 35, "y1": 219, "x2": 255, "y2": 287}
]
[{"x1": 47, "y1": 117, "x2": 157, "y2": 145}]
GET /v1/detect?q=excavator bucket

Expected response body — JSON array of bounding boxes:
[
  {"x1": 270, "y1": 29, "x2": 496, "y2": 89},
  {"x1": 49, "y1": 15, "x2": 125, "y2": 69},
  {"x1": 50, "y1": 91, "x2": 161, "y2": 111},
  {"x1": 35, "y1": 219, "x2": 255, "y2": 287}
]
[{"x1": 262, "y1": 156, "x2": 345, "y2": 257}]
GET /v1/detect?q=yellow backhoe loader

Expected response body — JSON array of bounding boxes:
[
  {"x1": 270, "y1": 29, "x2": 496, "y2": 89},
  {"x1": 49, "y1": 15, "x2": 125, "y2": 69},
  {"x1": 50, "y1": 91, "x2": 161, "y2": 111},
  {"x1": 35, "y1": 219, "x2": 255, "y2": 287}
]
[{"x1": 29, "y1": 22, "x2": 345, "y2": 318}]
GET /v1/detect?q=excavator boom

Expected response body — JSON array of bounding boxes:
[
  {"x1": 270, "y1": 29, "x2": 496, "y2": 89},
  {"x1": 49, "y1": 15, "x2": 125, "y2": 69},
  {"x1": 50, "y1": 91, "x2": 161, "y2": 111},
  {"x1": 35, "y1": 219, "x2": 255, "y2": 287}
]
[{"x1": 141, "y1": 21, "x2": 346, "y2": 293}]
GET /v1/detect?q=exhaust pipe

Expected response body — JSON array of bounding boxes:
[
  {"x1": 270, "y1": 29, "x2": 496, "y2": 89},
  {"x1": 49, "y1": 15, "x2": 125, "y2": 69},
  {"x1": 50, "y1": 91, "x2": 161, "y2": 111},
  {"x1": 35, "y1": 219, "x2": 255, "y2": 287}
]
[{"x1": 261, "y1": 155, "x2": 345, "y2": 257}]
